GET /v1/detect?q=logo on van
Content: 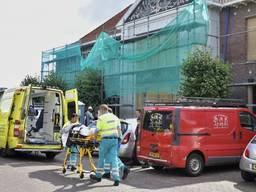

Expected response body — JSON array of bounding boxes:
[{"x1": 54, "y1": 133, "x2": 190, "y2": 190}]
[{"x1": 213, "y1": 114, "x2": 229, "y2": 128}]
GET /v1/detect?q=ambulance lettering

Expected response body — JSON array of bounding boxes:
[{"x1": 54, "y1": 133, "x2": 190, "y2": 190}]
[{"x1": 213, "y1": 114, "x2": 229, "y2": 128}]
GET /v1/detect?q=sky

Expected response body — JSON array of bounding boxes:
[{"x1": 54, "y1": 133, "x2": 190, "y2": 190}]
[{"x1": 0, "y1": 0, "x2": 134, "y2": 88}]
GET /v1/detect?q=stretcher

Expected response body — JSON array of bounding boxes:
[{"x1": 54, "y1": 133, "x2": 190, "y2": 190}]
[{"x1": 62, "y1": 135, "x2": 98, "y2": 179}]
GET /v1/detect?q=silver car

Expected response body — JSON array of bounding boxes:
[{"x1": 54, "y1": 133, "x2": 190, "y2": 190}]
[
  {"x1": 119, "y1": 118, "x2": 138, "y2": 162},
  {"x1": 240, "y1": 135, "x2": 256, "y2": 182}
]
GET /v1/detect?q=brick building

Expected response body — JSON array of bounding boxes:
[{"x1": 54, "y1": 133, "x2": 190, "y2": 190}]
[{"x1": 218, "y1": 1, "x2": 256, "y2": 111}]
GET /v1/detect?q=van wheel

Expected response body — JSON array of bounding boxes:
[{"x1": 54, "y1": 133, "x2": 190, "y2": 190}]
[
  {"x1": 152, "y1": 165, "x2": 164, "y2": 170},
  {"x1": 45, "y1": 152, "x2": 57, "y2": 160},
  {"x1": 185, "y1": 153, "x2": 204, "y2": 177},
  {"x1": 241, "y1": 171, "x2": 255, "y2": 182}
]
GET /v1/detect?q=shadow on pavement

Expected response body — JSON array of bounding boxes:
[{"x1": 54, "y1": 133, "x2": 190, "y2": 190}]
[
  {"x1": 28, "y1": 163, "x2": 255, "y2": 192},
  {"x1": 0, "y1": 152, "x2": 62, "y2": 167},
  {"x1": 29, "y1": 169, "x2": 120, "y2": 192}
]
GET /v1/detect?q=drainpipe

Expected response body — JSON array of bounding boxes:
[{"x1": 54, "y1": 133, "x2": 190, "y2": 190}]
[{"x1": 224, "y1": 7, "x2": 230, "y2": 62}]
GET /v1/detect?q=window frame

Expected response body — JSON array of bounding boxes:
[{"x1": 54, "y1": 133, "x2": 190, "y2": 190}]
[
  {"x1": 143, "y1": 111, "x2": 173, "y2": 132},
  {"x1": 239, "y1": 111, "x2": 256, "y2": 131}
]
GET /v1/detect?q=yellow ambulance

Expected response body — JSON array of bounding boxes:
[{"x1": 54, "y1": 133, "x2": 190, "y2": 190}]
[{"x1": 0, "y1": 85, "x2": 78, "y2": 159}]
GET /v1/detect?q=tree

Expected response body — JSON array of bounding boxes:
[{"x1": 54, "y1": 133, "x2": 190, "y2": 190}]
[
  {"x1": 42, "y1": 71, "x2": 67, "y2": 91},
  {"x1": 179, "y1": 49, "x2": 232, "y2": 98},
  {"x1": 20, "y1": 74, "x2": 41, "y2": 86},
  {"x1": 75, "y1": 68, "x2": 102, "y2": 108}
]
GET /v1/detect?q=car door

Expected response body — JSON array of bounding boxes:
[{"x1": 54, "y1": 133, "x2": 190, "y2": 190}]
[
  {"x1": 0, "y1": 89, "x2": 15, "y2": 148},
  {"x1": 238, "y1": 111, "x2": 256, "y2": 153},
  {"x1": 64, "y1": 89, "x2": 78, "y2": 123}
]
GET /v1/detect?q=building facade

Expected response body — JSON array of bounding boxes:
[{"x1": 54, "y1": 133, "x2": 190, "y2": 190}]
[{"x1": 41, "y1": 0, "x2": 256, "y2": 118}]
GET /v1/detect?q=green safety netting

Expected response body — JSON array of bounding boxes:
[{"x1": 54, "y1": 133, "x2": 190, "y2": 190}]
[
  {"x1": 81, "y1": 0, "x2": 209, "y2": 98},
  {"x1": 41, "y1": 42, "x2": 81, "y2": 88}
]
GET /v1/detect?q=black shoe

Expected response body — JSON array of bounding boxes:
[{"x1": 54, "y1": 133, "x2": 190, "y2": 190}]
[
  {"x1": 67, "y1": 165, "x2": 71, "y2": 170},
  {"x1": 102, "y1": 173, "x2": 111, "y2": 178},
  {"x1": 71, "y1": 165, "x2": 77, "y2": 172},
  {"x1": 113, "y1": 180, "x2": 119, "y2": 186},
  {"x1": 122, "y1": 167, "x2": 130, "y2": 180},
  {"x1": 90, "y1": 174, "x2": 101, "y2": 182}
]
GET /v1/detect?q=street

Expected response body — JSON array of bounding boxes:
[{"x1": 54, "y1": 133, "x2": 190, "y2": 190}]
[{"x1": 0, "y1": 152, "x2": 255, "y2": 192}]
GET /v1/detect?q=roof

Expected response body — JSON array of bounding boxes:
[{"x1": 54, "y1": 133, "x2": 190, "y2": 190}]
[{"x1": 80, "y1": 5, "x2": 132, "y2": 45}]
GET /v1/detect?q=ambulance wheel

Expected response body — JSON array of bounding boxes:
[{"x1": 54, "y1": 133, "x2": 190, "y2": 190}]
[
  {"x1": 152, "y1": 165, "x2": 164, "y2": 170},
  {"x1": 185, "y1": 153, "x2": 204, "y2": 177},
  {"x1": 45, "y1": 152, "x2": 57, "y2": 160},
  {"x1": 62, "y1": 168, "x2": 66, "y2": 174},
  {"x1": 0, "y1": 148, "x2": 14, "y2": 157},
  {"x1": 80, "y1": 172, "x2": 84, "y2": 179}
]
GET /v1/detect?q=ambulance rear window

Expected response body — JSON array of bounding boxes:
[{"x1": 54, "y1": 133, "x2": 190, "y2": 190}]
[{"x1": 144, "y1": 111, "x2": 173, "y2": 132}]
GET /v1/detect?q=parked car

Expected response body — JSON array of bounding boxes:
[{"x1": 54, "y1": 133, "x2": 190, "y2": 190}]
[
  {"x1": 88, "y1": 119, "x2": 138, "y2": 160},
  {"x1": 137, "y1": 99, "x2": 256, "y2": 176},
  {"x1": 119, "y1": 118, "x2": 138, "y2": 162},
  {"x1": 240, "y1": 135, "x2": 256, "y2": 181}
]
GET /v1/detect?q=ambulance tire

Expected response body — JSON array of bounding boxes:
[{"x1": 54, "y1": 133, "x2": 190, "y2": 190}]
[
  {"x1": 0, "y1": 148, "x2": 14, "y2": 157},
  {"x1": 45, "y1": 152, "x2": 57, "y2": 160},
  {"x1": 185, "y1": 153, "x2": 204, "y2": 177}
]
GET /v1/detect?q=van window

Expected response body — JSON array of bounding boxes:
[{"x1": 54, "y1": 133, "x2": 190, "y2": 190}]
[
  {"x1": 144, "y1": 111, "x2": 173, "y2": 132},
  {"x1": 0, "y1": 91, "x2": 15, "y2": 113},
  {"x1": 239, "y1": 112, "x2": 256, "y2": 131}
]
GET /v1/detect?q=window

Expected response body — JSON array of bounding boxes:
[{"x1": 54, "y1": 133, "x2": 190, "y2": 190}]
[
  {"x1": 247, "y1": 17, "x2": 256, "y2": 61},
  {"x1": 239, "y1": 112, "x2": 256, "y2": 131},
  {"x1": 144, "y1": 111, "x2": 173, "y2": 132},
  {"x1": 251, "y1": 136, "x2": 256, "y2": 144},
  {"x1": 120, "y1": 122, "x2": 128, "y2": 135}
]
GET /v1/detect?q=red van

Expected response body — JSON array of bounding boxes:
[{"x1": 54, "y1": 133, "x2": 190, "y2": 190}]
[{"x1": 137, "y1": 98, "x2": 256, "y2": 176}]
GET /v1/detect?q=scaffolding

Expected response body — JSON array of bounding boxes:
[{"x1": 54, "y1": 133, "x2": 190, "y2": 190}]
[
  {"x1": 41, "y1": 42, "x2": 82, "y2": 88},
  {"x1": 80, "y1": 0, "x2": 209, "y2": 115}
]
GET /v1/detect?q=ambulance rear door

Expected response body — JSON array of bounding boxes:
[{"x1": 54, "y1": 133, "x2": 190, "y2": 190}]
[
  {"x1": 0, "y1": 89, "x2": 15, "y2": 148},
  {"x1": 64, "y1": 89, "x2": 78, "y2": 123}
]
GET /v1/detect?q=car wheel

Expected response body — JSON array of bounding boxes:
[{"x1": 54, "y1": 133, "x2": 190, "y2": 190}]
[
  {"x1": 152, "y1": 165, "x2": 164, "y2": 170},
  {"x1": 132, "y1": 143, "x2": 140, "y2": 165},
  {"x1": 185, "y1": 153, "x2": 204, "y2": 177},
  {"x1": 241, "y1": 171, "x2": 255, "y2": 182}
]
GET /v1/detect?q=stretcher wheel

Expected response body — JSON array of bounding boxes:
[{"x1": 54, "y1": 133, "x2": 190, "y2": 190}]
[
  {"x1": 62, "y1": 168, "x2": 66, "y2": 174},
  {"x1": 80, "y1": 172, "x2": 84, "y2": 179}
]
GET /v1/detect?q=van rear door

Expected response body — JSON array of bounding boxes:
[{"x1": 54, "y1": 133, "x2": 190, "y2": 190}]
[
  {"x1": 0, "y1": 89, "x2": 15, "y2": 148},
  {"x1": 64, "y1": 89, "x2": 78, "y2": 122},
  {"x1": 139, "y1": 109, "x2": 174, "y2": 163}
]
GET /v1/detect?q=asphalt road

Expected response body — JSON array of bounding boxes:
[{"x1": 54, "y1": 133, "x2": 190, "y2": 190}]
[{"x1": 0, "y1": 152, "x2": 255, "y2": 192}]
